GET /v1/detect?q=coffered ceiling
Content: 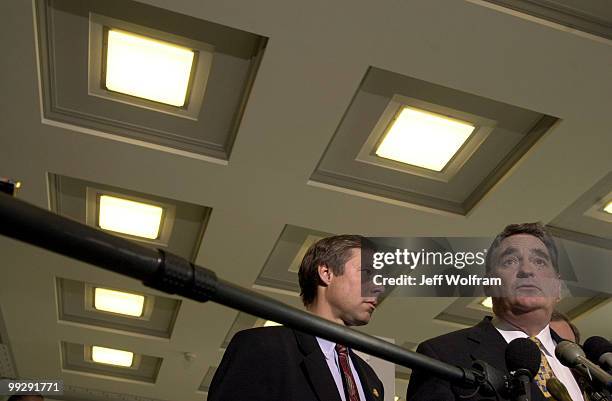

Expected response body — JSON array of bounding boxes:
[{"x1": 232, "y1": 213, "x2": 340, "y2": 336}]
[{"x1": 0, "y1": 0, "x2": 610, "y2": 400}]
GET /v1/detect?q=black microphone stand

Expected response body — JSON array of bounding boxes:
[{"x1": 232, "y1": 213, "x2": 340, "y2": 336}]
[{"x1": 0, "y1": 192, "x2": 510, "y2": 397}]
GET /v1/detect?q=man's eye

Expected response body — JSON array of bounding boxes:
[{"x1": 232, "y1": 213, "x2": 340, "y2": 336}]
[
  {"x1": 533, "y1": 258, "x2": 547, "y2": 267},
  {"x1": 361, "y1": 269, "x2": 373, "y2": 276},
  {"x1": 502, "y1": 257, "x2": 518, "y2": 267}
]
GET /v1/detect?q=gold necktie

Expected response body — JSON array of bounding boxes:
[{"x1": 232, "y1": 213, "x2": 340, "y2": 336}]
[{"x1": 530, "y1": 336, "x2": 556, "y2": 398}]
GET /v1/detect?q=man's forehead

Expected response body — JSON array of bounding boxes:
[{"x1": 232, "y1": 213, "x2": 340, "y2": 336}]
[
  {"x1": 345, "y1": 247, "x2": 362, "y2": 264},
  {"x1": 498, "y1": 233, "x2": 549, "y2": 254},
  {"x1": 347, "y1": 247, "x2": 361, "y2": 258}
]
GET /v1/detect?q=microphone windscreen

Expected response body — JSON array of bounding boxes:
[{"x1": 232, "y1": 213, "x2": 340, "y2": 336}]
[
  {"x1": 584, "y1": 336, "x2": 612, "y2": 363},
  {"x1": 555, "y1": 340, "x2": 585, "y2": 367},
  {"x1": 505, "y1": 338, "x2": 541, "y2": 378}
]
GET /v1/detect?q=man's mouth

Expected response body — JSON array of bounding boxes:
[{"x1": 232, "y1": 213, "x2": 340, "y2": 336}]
[
  {"x1": 515, "y1": 284, "x2": 541, "y2": 291},
  {"x1": 364, "y1": 301, "x2": 378, "y2": 310}
]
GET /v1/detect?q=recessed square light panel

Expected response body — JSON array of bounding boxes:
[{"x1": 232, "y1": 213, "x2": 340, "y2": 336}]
[
  {"x1": 93, "y1": 287, "x2": 145, "y2": 317},
  {"x1": 85, "y1": 188, "x2": 176, "y2": 247},
  {"x1": 88, "y1": 13, "x2": 214, "y2": 119},
  {"x1": 311, "y1": 67, "x2": 556, "y2": 214},
  {"x1": 104, "y1": 29, "x2": 195, "y2": 107},
  {"x1": 62, "y1": 341, "x2": 160, "y2": 382},
  {"x1": 98, "y1": 194, "x2": 164, "y2": 240},
  {"x1": 36, "y1": 1, "x2": 267, "y2": 159},
  {"x1": 91, "y1": 345, "x2": 134, "y2": 367},
  {"x1": 57, "y1": 278, "x2": 180, "y2": 338},
  {"x1": 375, "y1": 107, "x2": 475, "y2": 171},
  {"x1": 49, "y1": 174, "x2": 211, "y2": 260}
]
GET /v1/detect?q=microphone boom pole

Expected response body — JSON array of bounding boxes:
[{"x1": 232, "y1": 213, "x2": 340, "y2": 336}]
[{"x1": 0, "y1": 192, "x2": 482, "y2": 388}]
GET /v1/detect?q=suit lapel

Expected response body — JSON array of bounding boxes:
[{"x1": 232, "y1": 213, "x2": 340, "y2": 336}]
[
  {"x1": 550, "y1": 329, "x2": 564, "y2": 344},
  {"x1": 294, "y1": 330, "x2": 343, "y2": 401},
  {"x1": 349, "y1": 350, "x2": 382, "y2": 401},
  {"x1": 468, "y1": 317, "x2": 508, "y2": 372}
]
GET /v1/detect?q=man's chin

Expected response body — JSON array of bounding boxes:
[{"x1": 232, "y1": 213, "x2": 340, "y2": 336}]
[
  {"x1": 511, "y1": 296, "x2": 551, "y2": 312},
  {"x1": 345, "y1": 314, "x2": 371, "y2": 327}
]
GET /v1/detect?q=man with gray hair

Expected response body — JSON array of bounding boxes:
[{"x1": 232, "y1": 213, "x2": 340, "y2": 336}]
[{"x1": 407, "y1": 223, "x2": 586, "y2": 401}]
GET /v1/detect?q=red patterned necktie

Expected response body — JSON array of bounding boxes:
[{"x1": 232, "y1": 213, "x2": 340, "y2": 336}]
[{"x1": 335, "y1": 344, "x2": 360, "y2": 401}]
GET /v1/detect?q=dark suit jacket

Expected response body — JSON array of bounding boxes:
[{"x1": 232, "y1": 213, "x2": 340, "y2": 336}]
[
  {"x1": 406, "y1": 316, "x2": 569, "y2": 401},
  {"x1": 208, "y1": 326, "x2": 385, "y2": 401}
]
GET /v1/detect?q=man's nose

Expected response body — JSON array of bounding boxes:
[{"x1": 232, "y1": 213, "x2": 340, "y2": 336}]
[
  {"x1": 373, "y1": 283, "x2": 385, "y2": 296},
  {"x1": 367, "y1": 281, "x2": 385, "y2": 298},
  {"x1": 516, "y1": 260, "x2": 536, "y2": 277}
]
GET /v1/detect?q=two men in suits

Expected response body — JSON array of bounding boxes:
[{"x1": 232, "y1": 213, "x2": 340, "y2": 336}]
[
  {"x1": 407, "y1": 222, "x2": 585, "y2": 401},
  {"x1": 208, "y1": 234, "x2": 384, "y2": 401}
]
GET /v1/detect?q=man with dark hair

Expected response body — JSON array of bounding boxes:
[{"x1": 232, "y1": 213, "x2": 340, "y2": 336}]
[
  {"x1": 551, "y1": 310, "x2": 581, "y2": 343},
  {"x1": 209, "y1": 234, "x2": 384, "y2": 401},
  {"x1": 298, "y1": 235, "x2": 379, "y2": 326},
  {"x1": 407, "y1": 222, "x2": 585, "y2": 401}
]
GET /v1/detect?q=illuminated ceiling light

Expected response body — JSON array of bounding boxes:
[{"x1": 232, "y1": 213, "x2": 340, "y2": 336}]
[
  {"x1": 480, "y1": 297, "x2": 493, "y2": 309},
  {"x1": 376, "y1": 107, "x2": 475, "y2": 171},
  {"x1": 91, "y1": 346, "x2": 134, "y2": 367},
  {"x1": 94, "y1": 288, "x2": 145, "y2": 317},
  {"x1": 98, "y1": 195, "x2": 163, "y2": 239},
  {"x1": 395, "y1": 397, "x2": 400, "y2": 401},
  {"x1": 105, "y1": 29, "x2": 195, "y2": 107},
  {"x1": 604, "y1": 201, "x2": 612, "y2": 214},
  {"x1": 263, "y1": 320, "x2": 282, "y2": 327}
]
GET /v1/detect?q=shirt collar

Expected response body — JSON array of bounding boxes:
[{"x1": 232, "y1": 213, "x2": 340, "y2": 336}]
[
  {"x1": 492, "y1": 317, "x2": 556, "y2": 356},
  {"x1": 316, "y1": 337, "x2": 337, "y2": 360}
]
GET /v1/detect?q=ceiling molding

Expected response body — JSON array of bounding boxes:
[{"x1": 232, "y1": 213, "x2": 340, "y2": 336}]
[
  {"x1": 34, "y1": 0, "x2": 267, "y2": 161},
  {"x1": 311, "y1": 67, "x2": 559, "y2": 215},
  {"x1": 481, "y1": 0, "x2": 612, "y2": 40},
  {"x1": 547, "y1": 225, "x2": 612, "y2": 251}
]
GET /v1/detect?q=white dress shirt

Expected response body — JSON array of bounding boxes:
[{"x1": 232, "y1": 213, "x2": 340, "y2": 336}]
[
  {"x1": 317, "y1": 337, "x2": 367, "y2": 401},
  {"x1": 493, "y1": 318, "x2": 584, "y2": 401}
]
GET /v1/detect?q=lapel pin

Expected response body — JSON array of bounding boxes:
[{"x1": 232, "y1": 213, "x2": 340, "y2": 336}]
[{"x1": 372, "y1": 388, "x2": 379, "y2": 397}]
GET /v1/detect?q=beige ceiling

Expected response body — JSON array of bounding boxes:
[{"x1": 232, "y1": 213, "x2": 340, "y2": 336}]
[{"x1": 0, "y1": 0, "x2": 611, "y2": 401}]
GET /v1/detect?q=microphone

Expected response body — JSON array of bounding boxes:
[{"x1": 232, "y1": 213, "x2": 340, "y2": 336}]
[
  {"x1": 584, "y1": 337, "x2": 612, "y2": 374},
  {"x1": 547, "y1": 378, "x2": 573, "y2": 401},
  {"x1": 555, "y1": 340, "x2": 612, "y2": 391},
  {"x1": 505, "y1": 338, "x2": 541, "y2": 401}
]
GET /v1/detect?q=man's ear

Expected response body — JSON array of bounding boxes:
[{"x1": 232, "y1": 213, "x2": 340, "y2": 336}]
[
  {"x1": 554, "y1": 273, "x2": 563, "y2": 302},
  {"x1": 317, "y1": 264, "x2": 333, "y2": 286},
  {"x1": 483, "y1": 269, "x2": 503, "y2": 298},
  {"x1": 483, "y1": 269, "x2": 493, "y2": 297}
]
